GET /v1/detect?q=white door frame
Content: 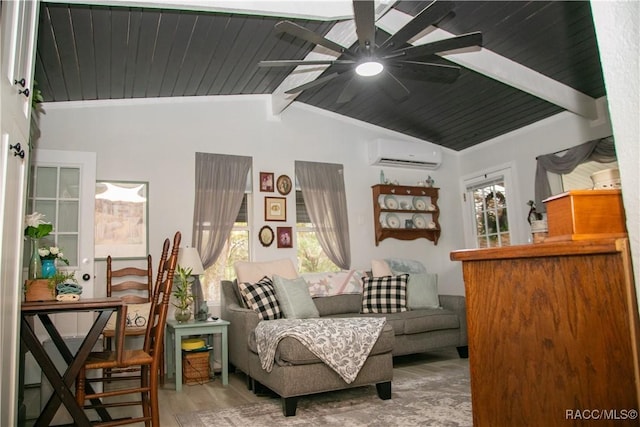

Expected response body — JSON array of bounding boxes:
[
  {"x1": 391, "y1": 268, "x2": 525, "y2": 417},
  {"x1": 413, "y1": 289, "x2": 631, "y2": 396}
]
[{"x1": 460, "y1": 162, "x2": 523, "y2": 248}]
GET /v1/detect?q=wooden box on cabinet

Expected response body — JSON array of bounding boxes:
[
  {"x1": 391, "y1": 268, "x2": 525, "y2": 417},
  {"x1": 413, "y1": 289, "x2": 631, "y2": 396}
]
[
  {"x1": 450, "y1": 239, "x2": 640, "y2": 427},
  {"x1": 372, "y1": 184, "x2": 440, "y2": 246},
  {"x1": 543, "y1": 189, "x2": 626, "y2": 242}
]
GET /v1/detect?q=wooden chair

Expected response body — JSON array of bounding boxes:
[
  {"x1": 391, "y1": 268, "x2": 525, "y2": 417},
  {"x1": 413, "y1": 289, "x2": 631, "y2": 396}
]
[
  {"x1": 103, "y1": 254, "x2": 153, "y2": 350},
  {"x1": 76, "y1": 231, "x2": 181, "y2": 426}
]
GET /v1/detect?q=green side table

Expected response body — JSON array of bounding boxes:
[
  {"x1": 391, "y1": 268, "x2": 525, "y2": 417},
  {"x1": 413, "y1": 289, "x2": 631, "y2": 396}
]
[{"x1": 165, "y1": 318, "x2": 229, "y2": 391}]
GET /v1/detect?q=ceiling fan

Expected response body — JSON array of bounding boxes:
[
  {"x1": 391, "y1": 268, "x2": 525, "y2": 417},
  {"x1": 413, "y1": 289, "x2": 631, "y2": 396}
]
[{"x1": 258, "y1": 0, "x2": 483, "y2": 104}]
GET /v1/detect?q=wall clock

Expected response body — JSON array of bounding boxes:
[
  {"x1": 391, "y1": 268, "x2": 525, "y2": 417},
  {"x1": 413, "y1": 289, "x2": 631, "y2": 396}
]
[{"x1": 259, "y1": 225, "x2": 275, "y2": 247}]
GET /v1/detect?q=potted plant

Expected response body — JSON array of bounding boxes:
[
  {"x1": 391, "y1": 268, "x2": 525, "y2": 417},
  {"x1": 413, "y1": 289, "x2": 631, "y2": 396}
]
[{"x1": 172, "y1": 265, "x2": 194, "y2": 322}]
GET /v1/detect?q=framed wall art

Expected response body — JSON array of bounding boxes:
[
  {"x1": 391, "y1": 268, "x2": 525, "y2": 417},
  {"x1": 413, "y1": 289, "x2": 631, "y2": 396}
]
[
  {"x1": 276, "y1": 174, "x2": 292, "y2": 195},
  {"x1": 265, "y1": 197, "x2": 286, "y2": 221},
  {"x1": 260, "y1": 172, "x2": 274, "y2": 192},
  {"x1": 95, "y1": 180, "x2": 149, "y2": 259},
  {"x1": 277, "y1": 227, "x2": 293, "y2": 248},
  {"x1": 259, "y1": 225, "x2": 275, "y2": 247}
]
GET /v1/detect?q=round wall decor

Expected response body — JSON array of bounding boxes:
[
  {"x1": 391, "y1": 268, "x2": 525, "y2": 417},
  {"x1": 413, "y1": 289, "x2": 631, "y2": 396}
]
[
  {"x1": 259, "y1": 225, "x2": 275, "y2": 247},
  {"x1": 276, "y1": 175, "x2": 292, "y2": 195}
]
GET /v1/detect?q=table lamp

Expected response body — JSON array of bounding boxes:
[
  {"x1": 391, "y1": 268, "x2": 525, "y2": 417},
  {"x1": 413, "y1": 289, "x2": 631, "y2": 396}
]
[{"x1": 177, "y1": 247, "x2": 207, "y2": 320}]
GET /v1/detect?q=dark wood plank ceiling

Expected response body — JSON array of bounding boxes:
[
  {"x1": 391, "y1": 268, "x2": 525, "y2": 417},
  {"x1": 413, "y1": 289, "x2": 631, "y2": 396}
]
[{"x1": 34, "y1": 1, "x2": 606, "y2": 151}]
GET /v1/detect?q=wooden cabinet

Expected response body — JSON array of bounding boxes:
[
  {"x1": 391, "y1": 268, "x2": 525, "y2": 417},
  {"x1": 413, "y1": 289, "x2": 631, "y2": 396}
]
[
  {"x1": 451, "y1": 239, "x2": 640, "y2": 427},
  {"x1": 372, "y1": 184, "x2": 440, "y2": 246}
]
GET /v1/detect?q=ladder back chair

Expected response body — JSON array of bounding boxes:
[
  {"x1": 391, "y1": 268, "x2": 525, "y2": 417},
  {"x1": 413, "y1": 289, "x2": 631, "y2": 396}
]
[
  {"x1": 103, "y1": 254, "x2": 153, "y2": 350},
  {"x1": 76, "y1": 231, "x2": 181, "y2": 426}
]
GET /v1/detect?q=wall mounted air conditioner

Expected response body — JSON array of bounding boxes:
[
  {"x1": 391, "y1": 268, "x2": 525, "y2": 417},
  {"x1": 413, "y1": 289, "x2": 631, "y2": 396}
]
[{"x1": 369, "y1": 139, "x2": 442, "y2": 170}]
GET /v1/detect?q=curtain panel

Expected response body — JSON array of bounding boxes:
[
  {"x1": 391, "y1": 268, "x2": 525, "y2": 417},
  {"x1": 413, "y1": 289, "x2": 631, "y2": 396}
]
[
  {"x1": 192, "y1": 153, "x2": 251, "y2": 269},
  {"x1": 534, "y1": 136, "x2": 616, "y2": 212},
  {"x1": 295, "y1": 161, "x2": 351, "y2": 269}
]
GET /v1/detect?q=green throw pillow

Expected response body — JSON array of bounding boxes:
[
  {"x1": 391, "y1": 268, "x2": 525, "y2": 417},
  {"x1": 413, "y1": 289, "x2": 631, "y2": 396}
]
[
  {"x1": 272, "y1": 275, "x2": 319, "y2": 319},
  {"x1": 406, "y1": 273, "x2": 440, "y2": 309}
]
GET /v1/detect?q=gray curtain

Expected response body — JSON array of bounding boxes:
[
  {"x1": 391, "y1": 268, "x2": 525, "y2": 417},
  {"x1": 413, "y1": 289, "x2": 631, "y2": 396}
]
[
  {"x1": 192, "y1": 152, "x2": 251, "y2": 298},
  {"x1": 295, "y1": 161, "x2": 351, "y2": 269},
  {"x1": 534, "y1": 136, "x2": 616, "y2": 212}
]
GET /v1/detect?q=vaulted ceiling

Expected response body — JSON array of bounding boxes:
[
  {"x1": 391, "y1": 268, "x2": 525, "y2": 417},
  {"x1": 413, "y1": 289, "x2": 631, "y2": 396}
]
[{"x1": 34, "y1": 1, "x2": 606, "y2": 151}]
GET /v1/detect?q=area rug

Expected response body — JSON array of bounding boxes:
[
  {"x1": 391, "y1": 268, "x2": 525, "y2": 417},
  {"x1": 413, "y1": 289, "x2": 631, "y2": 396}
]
[{"x1": 175, "y1": 368, "x2": 471, "y2": 427}]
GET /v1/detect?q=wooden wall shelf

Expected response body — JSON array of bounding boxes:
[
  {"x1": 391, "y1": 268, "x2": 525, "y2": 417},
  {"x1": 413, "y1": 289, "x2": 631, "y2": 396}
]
[{"x1": 372, "y1": 184, "x2": 441, "y2": 246}]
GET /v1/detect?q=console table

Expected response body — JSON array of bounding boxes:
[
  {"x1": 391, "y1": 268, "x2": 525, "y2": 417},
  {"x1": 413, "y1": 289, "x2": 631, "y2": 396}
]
[
  {"x1": 165, "y1": 318, "x2": 229, "y2": 391},
  {"x1": 451, "y1": 238, "x2": 640, "y2": 426}
]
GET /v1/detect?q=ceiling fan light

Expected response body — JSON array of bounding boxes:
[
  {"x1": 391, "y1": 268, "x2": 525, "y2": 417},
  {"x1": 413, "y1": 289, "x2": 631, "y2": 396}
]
[{"x1": 355, "y1": 61, "x2": 383, "y2": 77}]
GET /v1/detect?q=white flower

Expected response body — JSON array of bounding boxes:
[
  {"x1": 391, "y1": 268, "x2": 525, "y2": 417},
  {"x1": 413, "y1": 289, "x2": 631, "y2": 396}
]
[
  {"x1": 57, "y1": 252, "x2": 65, "y2": 259},
  {"x1": 38, "y1": 248, "x2": 50, "y2": 257},
  {"x1": 49, "y1": 246, "x2": 60, "y2": 255},
  {"x1": 25, "y1": 212, "x2": 49, "y2": 228}
]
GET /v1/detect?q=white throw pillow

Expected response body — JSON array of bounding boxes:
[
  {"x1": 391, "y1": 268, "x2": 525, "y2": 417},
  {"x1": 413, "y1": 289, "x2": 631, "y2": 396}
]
[
  {"x1": 406, "y1": 273, "x2": 440, "y2": 309},
  {"x1": 234, "y1": 258, "x2": 298, "y2": 284},
  {"x1": 371, "y1": 259, "x2": 393, "y2": 277},
  {"x1": 105, "y1": 302, "x2": 151, "y2": 330}
]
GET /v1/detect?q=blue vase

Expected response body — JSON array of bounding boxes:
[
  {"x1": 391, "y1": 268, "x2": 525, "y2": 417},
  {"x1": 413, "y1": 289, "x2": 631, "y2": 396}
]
[{"x1": 42, "y1": 259, "x2": 57, "y2": 278}]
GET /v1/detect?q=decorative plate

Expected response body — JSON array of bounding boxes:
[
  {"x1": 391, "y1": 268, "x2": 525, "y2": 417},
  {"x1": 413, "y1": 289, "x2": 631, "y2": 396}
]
[
  {"x1": 412, "y1": 214, "x2": 427, "y2": 229},
  {"x1": 428, "y1": 221, "x2": 437, "y2": 229},
  {"x1": 258, "y1": 225, "x2": 275, "y2": 247},
  {"x1": 413, "y1": 197, "x2": 428, "y2": 211},
  {"x1": 384, "y1": 195, "x2": 399, "y2": 210},
  {"x1": 385, "y1": 213, "x2": 401, "y2": 229},
  {"x1": 276, "y1": 175, "x2": 292, "y2": 195}
]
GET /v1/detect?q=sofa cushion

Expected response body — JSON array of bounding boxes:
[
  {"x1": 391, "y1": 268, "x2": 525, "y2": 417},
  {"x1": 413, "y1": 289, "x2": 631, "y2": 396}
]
[
  {"x1": 313, "y1": 294, "x2": 362, "y2": 316},
  {"x1": 273, "y1": 275, "x2": 319, "y2": 319},
  {"x1": 248, "y1": 323, "x2": 395, "y2": 366},
  {"x1": 371, "y1": 259, "x2": 393, "y2": 277},
  {"x1": 361, "y1": 274, "x2": 408, "y2": 314},
  {"x1": 386, "y1": 258, "x2": 427, "y2": 274},
  {"x1": 407, "y1": 272, "x2": 440, "y2": 309},
  {"x1": 234, "y1": 258, "x2": 298, "y2": 284},
  {"x1": 324, "y1": 309, "x2": 460, "y2": 335},
  {"x1": 401, "y1": 308, "x2": 460, "y2": 334},
  {"x1": 302, "y1": 270, "x2": 364, "y2": 297},
  {"x1": 238, "y1": 276, "x2": 282, "y2": 320}
]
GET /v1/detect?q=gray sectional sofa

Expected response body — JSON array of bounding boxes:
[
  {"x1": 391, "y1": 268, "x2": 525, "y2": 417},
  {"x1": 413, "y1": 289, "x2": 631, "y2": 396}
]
[{"x1": 221, "y1": 277, "x2": 468, "y2": 415}]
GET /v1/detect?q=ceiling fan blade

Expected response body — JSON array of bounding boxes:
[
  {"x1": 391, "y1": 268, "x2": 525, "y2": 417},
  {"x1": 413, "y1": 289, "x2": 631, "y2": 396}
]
[
  {"x1": 352, "y1": 0, "x2": 376, "y2": 52},
  {"x1": 284, "y1": 72, "x2": 342, "y2": 95},
  {"x1": 336, "y1": 73, "x2": 360, "y2": 104},
  {"x1": 379, "y1": 1, "x2": 454, "y2": 51},
  {"x1": 378, "y1": 71, "x2": 410, "y2": 102},
  {"x1": 274, "y1": 21, "x2": 354, "y2": 59},
  {"x1": 259, "y1": 59, "x2": 355, "y2": 68},
  {"x1": 391, "y1": 32, "x2": 483, "y2": 61},
  {"x1": 391, "y1": 61, "x2": 461, "y2": 83}
]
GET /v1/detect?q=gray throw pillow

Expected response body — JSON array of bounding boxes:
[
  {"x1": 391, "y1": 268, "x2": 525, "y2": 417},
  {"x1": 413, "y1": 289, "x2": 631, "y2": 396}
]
[
  {"x1": 406, "y1": 272, "x2": 440, "y2": 309},
  {"x1": 272, "y1": 275, "x2": 319, "y2": 319}
]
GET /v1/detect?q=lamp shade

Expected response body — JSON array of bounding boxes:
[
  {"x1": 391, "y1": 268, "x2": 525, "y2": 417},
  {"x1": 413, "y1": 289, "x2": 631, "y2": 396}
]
[{"x1": 177, "y1": 247, "x2": 205, "y2": 275}]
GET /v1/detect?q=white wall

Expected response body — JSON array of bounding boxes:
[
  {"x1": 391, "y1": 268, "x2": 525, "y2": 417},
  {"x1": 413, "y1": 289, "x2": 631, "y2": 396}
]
[
  {"x1": 36, "y1": 95, "x2": 467, "y2": 294},
  {"x1": 591, "y1": 0, "x2": 640, "y2": 298}
]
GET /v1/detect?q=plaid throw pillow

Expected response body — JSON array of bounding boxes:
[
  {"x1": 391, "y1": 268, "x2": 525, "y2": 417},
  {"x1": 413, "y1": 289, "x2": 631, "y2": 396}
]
[
  {"x1": 361, "y1": 274, "x2": 409, "y2": 314},
  {"x1": 238, "y1": 276, "x2": 282, "y2": 320}
]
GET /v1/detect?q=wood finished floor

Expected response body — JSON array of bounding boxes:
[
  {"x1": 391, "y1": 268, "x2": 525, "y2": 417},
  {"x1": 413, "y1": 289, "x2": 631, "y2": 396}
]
[{"x1": 25, "y1": 348, "x2": 468, "y2": 426}]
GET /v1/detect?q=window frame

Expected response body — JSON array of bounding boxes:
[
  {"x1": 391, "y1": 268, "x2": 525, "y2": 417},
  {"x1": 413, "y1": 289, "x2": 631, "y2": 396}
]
[{"x1": 461, "y1": 164, "x2": 520, "y2": 248}]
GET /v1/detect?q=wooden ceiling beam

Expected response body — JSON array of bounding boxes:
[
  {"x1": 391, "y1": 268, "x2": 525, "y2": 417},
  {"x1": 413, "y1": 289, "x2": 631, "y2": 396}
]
[{"x1": 377, "y1": 8, "x2": 598, "y2": 120}]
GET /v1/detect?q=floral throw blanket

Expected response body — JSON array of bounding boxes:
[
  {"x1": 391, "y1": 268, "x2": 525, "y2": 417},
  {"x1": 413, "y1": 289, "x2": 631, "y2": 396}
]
[{"x1": 254, "y1": 317, "x2": 386, "y2": 384}]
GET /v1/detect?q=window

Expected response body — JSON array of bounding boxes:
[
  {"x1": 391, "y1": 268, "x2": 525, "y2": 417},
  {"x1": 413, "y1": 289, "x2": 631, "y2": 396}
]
[
  {"x1": 201, "y1": 194, "x2": 250, "y2": 304},
  {"x1": 295, "y1": 190, "x2": 339, "y2": 273},
  {"x1": 463, "y1": 169, "x2": 513, "y2": 248}
]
